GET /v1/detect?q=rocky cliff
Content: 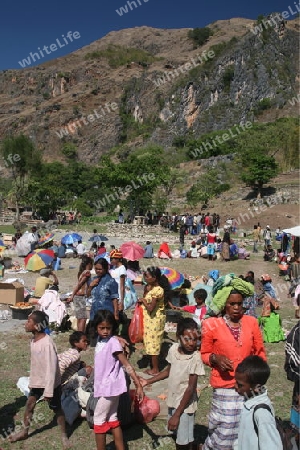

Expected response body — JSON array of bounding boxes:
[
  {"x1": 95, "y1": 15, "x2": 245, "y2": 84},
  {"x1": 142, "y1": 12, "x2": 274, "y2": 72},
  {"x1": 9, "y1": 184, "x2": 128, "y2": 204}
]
[{"x1": 0, "y1": 17, "x2": 299, "y2": 164}]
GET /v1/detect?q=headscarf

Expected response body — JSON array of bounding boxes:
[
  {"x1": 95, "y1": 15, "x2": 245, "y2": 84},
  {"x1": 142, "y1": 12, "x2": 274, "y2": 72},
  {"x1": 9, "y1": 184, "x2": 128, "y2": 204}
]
[
  {"x1": 208, "y1": 270, "x2": 219, "y2": 282},
  {"x1": 206, "y1": 273, "x2": 254, "y2": 316},
  {"x1": 110, "y1": 249, "x2": 123, "y2": 259},
  {"x1": 40, "y1": 268, "x2": 52, "y2": 276},
  {"x1": 158, "y1": 242, "x2": 172, "y2": 257}
]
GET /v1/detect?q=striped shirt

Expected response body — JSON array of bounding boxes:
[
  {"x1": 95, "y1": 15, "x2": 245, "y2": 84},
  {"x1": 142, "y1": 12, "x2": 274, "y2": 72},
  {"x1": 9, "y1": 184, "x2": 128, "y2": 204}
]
[{"x1": 58, "y1": 348, "x2": 81, "y2": 385}]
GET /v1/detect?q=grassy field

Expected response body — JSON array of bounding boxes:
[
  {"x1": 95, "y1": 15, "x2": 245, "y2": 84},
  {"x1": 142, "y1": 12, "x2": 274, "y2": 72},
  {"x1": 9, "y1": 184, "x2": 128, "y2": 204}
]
[
  {"x1": 0, "y1": 228, "x2": 298, "y2": 450},
  {"x1": 0, "y1": 302, "x2": 297, "y2": 450}
]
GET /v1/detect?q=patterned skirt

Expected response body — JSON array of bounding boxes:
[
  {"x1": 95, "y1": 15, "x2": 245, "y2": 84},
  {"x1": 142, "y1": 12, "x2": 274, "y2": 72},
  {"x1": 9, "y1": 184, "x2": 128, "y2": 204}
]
[{"x1": 203, "y1": 388, "x2": 243, "y2": 450}]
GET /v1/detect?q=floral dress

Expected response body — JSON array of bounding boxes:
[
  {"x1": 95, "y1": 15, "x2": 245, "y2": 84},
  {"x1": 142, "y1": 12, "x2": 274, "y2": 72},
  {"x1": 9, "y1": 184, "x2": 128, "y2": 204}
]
[{"x1": 142, "y1": 286, "x2": 165, "y2": 355}]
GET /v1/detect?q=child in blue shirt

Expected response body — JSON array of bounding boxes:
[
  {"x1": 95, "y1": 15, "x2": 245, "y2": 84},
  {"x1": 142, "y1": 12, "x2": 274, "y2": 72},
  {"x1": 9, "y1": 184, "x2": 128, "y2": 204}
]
[{"x1": 234, "y1": 355, "x2": 282, "y2": 450}]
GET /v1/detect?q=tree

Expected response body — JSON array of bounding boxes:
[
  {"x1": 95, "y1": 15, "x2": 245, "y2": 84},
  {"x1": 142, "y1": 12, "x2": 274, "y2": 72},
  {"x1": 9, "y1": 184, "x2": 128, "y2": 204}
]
[
  {"x1": 162, "y1": 168, "x2": 186, "y2": 197},
  {"x1": 186, "y1": 169, "x2": 230, "y2": 207},
  {"x1": 240, "y1": 153, "x2": 279, "y2": 196},
  {"x1": 188, "y1": 27, "x2": 213, "y2": 47},
  {"x1": 1, "y1": 135, "x2": 42, "y2": 219},
  {"x1": 61, "y1": 142, "x2": 78, "y2": 160},
  {"x1": 96, "y1": 146, "x2": 170, "y2": 215}
]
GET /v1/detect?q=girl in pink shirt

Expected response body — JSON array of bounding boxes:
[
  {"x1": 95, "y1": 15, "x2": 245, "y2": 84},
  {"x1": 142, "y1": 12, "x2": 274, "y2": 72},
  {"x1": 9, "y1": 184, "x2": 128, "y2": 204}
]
[{"x1": 93, "y1": 310, "x2": 144, "y2": 450}]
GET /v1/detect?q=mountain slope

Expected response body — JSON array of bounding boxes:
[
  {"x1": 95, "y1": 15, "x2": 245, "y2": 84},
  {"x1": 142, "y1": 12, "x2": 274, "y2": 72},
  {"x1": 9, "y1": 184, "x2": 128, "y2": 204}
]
[{"x1": 0, "y1": 17, "x2": 298, "y2": 164}]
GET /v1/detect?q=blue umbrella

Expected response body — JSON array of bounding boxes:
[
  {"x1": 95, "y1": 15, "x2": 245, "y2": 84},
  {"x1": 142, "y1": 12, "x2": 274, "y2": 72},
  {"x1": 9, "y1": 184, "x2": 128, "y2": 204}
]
[
  {"x1": 61, "y1": 233, "x2": 82, "y2": 245},
  {"x1": 88, "y1": 235, "x2": 108, "y2": 242}
]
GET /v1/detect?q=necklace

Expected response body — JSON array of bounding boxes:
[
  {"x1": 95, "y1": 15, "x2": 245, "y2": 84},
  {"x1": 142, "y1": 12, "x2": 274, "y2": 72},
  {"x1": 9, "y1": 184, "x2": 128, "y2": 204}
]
[{"x1": 223, "y1": 315, "x2": 242, "y2": 346}]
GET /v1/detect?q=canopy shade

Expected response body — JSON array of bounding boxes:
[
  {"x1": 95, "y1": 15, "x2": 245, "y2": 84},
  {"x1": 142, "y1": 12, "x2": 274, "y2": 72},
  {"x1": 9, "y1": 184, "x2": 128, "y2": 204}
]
[{"x1": 282, "y1": 226, "x2": 300, "y2": 237}]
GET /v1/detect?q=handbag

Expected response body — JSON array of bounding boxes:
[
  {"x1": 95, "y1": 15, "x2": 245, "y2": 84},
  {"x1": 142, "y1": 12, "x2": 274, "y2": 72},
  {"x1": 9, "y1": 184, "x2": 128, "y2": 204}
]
[{"x1": 128, "y1": 304, "x2": 144, "y2": 344}]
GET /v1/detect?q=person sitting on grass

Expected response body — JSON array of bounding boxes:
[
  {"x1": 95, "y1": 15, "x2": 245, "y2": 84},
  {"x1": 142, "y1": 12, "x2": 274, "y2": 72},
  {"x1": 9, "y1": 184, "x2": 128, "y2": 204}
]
[
  {"x1": 234, "y1": 355, "x2": 283, "y2": 450},
  {"x1": 263, "y1": 245, "x2": 276, "y2": 262},
  {"x1": 58, "y1": 331, "x2": 92, "y2": 422},
  {"x1": 139, "y1": 318, "x2": 205, "y2": 450},
  {"x1": 33, "y1": 268, "x2": 59, "y2": 299},
  {"x1": 8, "y1": 310, "x2": 70, "y2": 449},
  {"x1": 157, "y1": 242, "x2": 172, "y2": 259},
  {"x1": 58, "y1": 331, "x2": 92, "y2": 386},
  {"x1": 171, "y1": 289, "x2": 207, "y2": 326}
]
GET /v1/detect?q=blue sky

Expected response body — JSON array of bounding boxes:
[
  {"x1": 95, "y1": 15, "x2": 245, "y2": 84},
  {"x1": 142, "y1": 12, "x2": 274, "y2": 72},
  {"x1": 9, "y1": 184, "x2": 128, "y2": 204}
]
[{"x1": 0, "y1": 0, "x2": 296, "y2": 70}]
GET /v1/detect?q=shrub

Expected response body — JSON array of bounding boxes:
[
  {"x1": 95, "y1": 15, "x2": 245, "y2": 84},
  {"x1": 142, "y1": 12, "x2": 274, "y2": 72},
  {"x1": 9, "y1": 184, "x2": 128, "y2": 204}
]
[
  {"x1": 253, "y1": 98, "x2": 273, "y2": 116},
  {"x1": 61, "y1": 143, "x2": 77, "y2": 159},
  {"x1": 222, "y1": 65, "x2": 235, "y2": 91},
  {"x1": 84, "y1": 45, "x2": 158, "y2": 68},
  {"x1": 188, "y1": 27, "x2": 213, "y2": 47}
]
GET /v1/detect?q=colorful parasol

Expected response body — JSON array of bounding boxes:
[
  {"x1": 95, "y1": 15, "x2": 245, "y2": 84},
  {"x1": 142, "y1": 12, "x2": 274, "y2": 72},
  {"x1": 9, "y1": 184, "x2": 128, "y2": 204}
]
[
  {"x1": 0, "y1": 240, "x2": 5, "y2": 253},
  {"x1": 160, "y1": 267, "x2": 185, "y2": 290},
  {"x1": 37, "y1": 233, "x2": 55, "y2": 247},
  {"x1": 61, "y1": 233, "x2": 82, "y2": 245},
  {"x1": 120, "y1": 241, "x2": 145, "y2": 261},
  {"x1": 24, "y1": 249, "x2": 55, "y2": 271}
]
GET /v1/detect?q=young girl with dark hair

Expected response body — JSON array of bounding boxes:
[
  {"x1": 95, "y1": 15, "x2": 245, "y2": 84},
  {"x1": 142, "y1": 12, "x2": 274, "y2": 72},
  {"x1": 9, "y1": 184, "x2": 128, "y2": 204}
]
[{"x1": 93, "y1": 310, "x2": 143, "y2": 450}]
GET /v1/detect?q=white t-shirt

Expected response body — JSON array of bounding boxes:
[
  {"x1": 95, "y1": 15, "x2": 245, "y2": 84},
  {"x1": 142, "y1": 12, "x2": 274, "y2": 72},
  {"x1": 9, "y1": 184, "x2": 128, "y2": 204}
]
[
  {"x1": 28, "y1": 232, "x2": 39, "y2": 244},
  {"x1": 110, "y1": 265, "x2": 127, "y2": 300},
  {"x1": 76, "y1": 243, "x2": 86, "y2": 255},
  {"x1": 189, "y1": 247, "x2": 199, "y2": 258}
]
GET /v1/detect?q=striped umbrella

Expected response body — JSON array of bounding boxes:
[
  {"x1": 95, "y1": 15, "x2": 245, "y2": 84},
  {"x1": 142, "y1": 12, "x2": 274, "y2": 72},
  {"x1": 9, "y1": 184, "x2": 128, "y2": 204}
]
[
  {"x1": 24, "y1": 249, "x2": 55, "y2": 271},
  {"x1": 0, "y1": 240, "x2": 5, "y2": 253},
  {"x1": 37, "y1": 233, "x2": 55, "y2": 247},
  {"x1": 160, "y1": 267, "x2": 185, "y2": 290}
]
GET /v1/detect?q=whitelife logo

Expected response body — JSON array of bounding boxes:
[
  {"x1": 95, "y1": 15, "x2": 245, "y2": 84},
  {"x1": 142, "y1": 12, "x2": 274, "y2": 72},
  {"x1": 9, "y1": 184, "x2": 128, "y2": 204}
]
[
  {"x1": 250, "y1": 3, "x2": 300, "y2": 35},
  {"x1": 18, "y1": 31, "x2": 81, "y2": 68},
  {"x1": 116, "y1": 0, "x2": 150, "y2": 16}
]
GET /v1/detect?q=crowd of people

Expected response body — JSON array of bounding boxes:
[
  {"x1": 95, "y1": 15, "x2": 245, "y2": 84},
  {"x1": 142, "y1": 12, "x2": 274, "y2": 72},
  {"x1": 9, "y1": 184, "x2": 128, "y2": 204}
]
[
  {"x1": 2, "y1": 222, "x2": 300, "y2": 450},
  {"x1": 9, "y1": 261, "x2": 299, "y2": 450}
]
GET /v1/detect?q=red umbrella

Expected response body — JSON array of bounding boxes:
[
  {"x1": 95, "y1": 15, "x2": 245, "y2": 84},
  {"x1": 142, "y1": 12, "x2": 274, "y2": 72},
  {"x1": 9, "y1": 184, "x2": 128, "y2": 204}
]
[{"x1": 120, "y1": 241, "x2": 145, "y2": 261}]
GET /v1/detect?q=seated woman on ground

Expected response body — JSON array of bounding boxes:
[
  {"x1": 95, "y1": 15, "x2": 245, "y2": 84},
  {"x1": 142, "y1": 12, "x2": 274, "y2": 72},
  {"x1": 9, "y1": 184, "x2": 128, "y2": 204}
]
[
  {"x1": 258, "y1": 274, "x2": 286, "y2": 343},
  {"x1": 157, "y1": 242, "x2": 172, "y2": 260},
  {"x1": 188, "y1": 241, "x2": 199, "y2": 258},
  {"x1": 229, "y1": 240, "x2": 239, "y2": 260},
  {"x1": 264, "y1": 245, "x2": 276, "y2": 262}
]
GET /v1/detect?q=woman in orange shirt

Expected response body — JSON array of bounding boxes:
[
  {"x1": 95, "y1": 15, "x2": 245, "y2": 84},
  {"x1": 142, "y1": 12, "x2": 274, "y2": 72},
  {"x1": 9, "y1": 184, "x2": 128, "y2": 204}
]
[{"x1": 200, "y1": 274, "x2": 266, "y2": 450}]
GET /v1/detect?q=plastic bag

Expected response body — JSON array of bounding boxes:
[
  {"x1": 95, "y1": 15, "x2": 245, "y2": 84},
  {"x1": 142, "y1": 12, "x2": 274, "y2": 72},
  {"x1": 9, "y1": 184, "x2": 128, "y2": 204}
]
[
  {"x1": 128, "y1": 304, "x2": 144, "y2": 343},
  {"x1": 17, "y1": 377, "x2": 30, "y2": 397},
  {"x1": 131, "y1": 392, "x2": 160, "y2": 423}
]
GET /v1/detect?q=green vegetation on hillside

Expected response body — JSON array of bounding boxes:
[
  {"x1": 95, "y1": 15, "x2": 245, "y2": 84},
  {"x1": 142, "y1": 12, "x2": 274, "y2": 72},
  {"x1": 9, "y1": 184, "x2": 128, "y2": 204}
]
[
  {"x1": 172, "y1": 117, "x2": 299, "y2": 203},
  {"x1": 186, "y1": 168, "x2": 230, "y2": 206},
  {"x1": 175, "y1": 118, "x2": 299, "y2": 172},
  {"x1": 0, "y1": 138, "x2": 170, "y2": 220},
  {"x1": 253, "y1": 98, "x2": 273, "y2": 116},
  {"x1": 84, "y1": 45, "x2": 160, "y2": 68},
  {"x1": 188, "y1": 27, "x2": 214, "y2": 48},
  {"x1": 173, "y1": 38, "x2": 238, "y2": 90}
]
